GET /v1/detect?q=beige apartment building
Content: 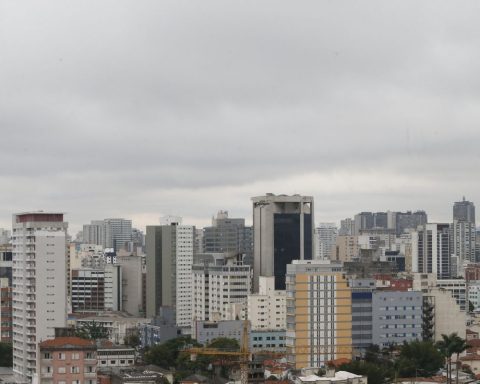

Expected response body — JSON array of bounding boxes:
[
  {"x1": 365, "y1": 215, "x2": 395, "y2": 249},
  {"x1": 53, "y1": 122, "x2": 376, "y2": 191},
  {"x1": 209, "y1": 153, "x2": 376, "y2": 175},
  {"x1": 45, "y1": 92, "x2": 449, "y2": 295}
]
[{"x1": 286, "y1": 260, "x2": 352, "y2": 369}]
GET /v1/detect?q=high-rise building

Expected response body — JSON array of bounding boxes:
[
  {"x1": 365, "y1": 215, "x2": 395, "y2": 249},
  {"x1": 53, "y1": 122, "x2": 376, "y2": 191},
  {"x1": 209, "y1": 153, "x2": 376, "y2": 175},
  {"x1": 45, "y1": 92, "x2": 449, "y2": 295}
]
[
  {"x1": 82, "y1": 220, "x2": 105, "y2": 246},
  {"x1": 11, "y1": 212, "x2": 68, "y2": 382},
  {"x1": 116, "y1": 254, "x2": 145, "y2": 317},
  {"x1": 354, "y1": 212, "x2": 374, "y2": 235},
  {"x1": 285, "y1": 260, "x2": 352, "y2": 369},
  {"x1": 411, "y1": 223, "x2": 452, "y2": 279},
  {"x1": 202, "y1": 211, "x2": 253, "y2": 265},
  {"x1": 395, "y1": 211, "x2": 428, "y2": 236},
  {"x1": 339, "y1": 218, "x2": 355, "y2": 236},
  {"x1": 354, "y1": 211, "x2": 427, "y2": 236},
  {"x1": 452, "y1": 198, "x2": 476, "y2": 268},
  {"x1": 0, "y1": 229, "x2": 11, "y2": 245},
  {"x1": 82, "y1": 219, "x2": 133, "y2": 252},
  {"x1": 71, "y1": 265, "x2": 122, "y2": 313},
  {"x1": 247, "y1": 276, "x2": 286, "y2": 331},
  {"x1": 354, "y1": 212, "x2": 389, "y2": 235},
  {"x1": 314, "y1": 223, "x2": 337, "y2": 260},
  {"x1": 349, "y1": 278, "x2": 375, "y2": 355},
  {"x1": 145, "y1": 218, "x2": 195, "y2": 330},
  {"x1": 0, "y1": 249, "x2": 12, "y2": 343},
  {"x1": 252, "y1": 194, "x2": 314, "y2": 291},
  {"x1": 192, "y1": 253, "x2": 251, "y2": 322},
  {"x1": 104, "y1": 218, "x2": 132, "y2": 252}
]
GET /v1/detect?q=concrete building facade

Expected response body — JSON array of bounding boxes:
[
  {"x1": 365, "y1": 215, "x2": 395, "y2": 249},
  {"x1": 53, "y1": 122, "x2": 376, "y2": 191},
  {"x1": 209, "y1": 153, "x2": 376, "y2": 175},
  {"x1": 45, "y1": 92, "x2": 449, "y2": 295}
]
[
  {"x1": 0, "y1": 247, "x2": 12, "y2": 343},
  {"x1": 314, "y1": 223, "x2": 337, "y2": 261},
  {"x1": 453, "y1": 198, "x2": 476, "y2": 269},
  {"x1": 412, "y1": 223, "x2": 452, "y2": 279},
  {"x1": 252, "y1": 194, "x2": 314, "y2": 291},
  {"x1": 145, "y1": 220, "x2": 195, "y2": 329},
  {"x1": 350, "y1": 279, "x2": 375, "y2": 355},
  {"x1": 202, "y1": 211, "x2": 253, "y2": 266},
  {"x1": 12, "y1": 212, "x2": 68, "y2": 382},
  {"x1": 371, "y1": 291, "x2": 423, "y2": 348},
  {"x1": 247, "y1": 276, "x2": 286, "y2": 331},
  {"x1": 192, "y1": 253, "x2": 251, "y2": 322},
  {"x1": 117, "y1": 254, "x2": 145, "y2": 316}
]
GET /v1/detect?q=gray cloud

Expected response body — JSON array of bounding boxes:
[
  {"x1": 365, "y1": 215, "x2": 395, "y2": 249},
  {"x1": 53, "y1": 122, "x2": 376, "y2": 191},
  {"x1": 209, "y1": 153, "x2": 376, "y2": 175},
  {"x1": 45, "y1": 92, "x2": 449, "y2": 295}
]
[{"x1": 1, "y1": 0, "x2": 480, "y2": 234}]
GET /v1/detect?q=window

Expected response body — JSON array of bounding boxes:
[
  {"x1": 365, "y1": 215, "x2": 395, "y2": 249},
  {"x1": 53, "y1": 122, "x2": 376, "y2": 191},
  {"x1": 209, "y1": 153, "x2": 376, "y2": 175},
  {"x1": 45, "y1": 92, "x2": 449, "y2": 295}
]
[
  {"x1": 72, "y1": 353, "x2": 80, "y2": 360},
  {"x1": 58, "y1": 367, "x2": 66, "y2": 374},
  {"x1": 58, "y1": 353, "x2": 65, "y2": 360}
]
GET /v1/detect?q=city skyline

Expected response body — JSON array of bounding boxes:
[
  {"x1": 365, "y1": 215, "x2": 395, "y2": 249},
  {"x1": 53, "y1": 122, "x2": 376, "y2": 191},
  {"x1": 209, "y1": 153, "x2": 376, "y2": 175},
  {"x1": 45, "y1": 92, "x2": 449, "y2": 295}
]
[
  {"x1": 2, "y1": 1, "x2": 480, "y2": 235},
  {"x1": 0, "y1": 196, "x2": 474, "y2": 236}
]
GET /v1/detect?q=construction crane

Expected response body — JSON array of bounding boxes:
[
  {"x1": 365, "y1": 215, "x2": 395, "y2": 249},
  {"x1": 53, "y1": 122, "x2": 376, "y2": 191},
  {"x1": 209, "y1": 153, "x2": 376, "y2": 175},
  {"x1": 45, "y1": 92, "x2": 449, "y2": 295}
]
[{"x1": 184, "y1": 320, "x2": 251, "y2": 384}]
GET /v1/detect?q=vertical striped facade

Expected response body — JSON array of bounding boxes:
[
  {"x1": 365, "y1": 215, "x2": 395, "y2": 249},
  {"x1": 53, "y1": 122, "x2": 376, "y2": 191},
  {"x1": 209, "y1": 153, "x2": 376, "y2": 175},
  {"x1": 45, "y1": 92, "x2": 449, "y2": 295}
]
[{"x1": 286, "y1": 260, "x2": 352, "y2": 369}]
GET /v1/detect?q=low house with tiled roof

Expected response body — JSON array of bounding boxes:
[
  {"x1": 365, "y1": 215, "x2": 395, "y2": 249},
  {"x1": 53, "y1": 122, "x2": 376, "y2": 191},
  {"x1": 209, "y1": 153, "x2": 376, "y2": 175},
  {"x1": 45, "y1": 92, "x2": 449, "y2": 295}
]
[{"x1": 38, "y1": 337, "x2": 97, "y2": 384}]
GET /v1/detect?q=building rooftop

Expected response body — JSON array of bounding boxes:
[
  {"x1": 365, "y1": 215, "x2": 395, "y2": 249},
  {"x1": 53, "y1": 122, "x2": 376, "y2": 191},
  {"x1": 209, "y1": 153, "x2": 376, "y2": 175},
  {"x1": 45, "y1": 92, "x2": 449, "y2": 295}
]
[{"x1": 39, "y1": 337, "x2": 96, "y2": 349}]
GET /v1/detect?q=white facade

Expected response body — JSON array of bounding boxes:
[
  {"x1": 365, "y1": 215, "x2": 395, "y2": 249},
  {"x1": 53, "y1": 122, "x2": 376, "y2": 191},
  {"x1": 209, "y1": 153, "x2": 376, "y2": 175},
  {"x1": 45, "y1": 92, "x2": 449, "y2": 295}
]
[
  {"x1": 175, "y1": 225, "x2": 195, "y2": 328},
  {"x1": 247, "y1": 276, "x2": 286, "y2": 330},
  {"x1": 104, "y1": 264, "x2": 122, "y2": 311},
  {"x1": 453, "y1": 220, "x2": 476, "y2": 274},
  {"x1": 11, "y1": 212, "x2": 68, "y2": 382},
  {"x1": 426, "y1": 288, "x2": 466, "y2": 341},
  {"x1": 76, "y1": 314, "x2": 150, "y2": 345},
  {"x1": 192, "y1": 254, "x2": 251, "y2": 322},
  {"x1": 313, "y1": 223, "x2": 337, "y2": 260},
  {"x1": 469, "y1": 282, "x2": 480, "y2": 312},
  {"x1": 411, "y1": 223, "x2": 452, "y2": 279}
]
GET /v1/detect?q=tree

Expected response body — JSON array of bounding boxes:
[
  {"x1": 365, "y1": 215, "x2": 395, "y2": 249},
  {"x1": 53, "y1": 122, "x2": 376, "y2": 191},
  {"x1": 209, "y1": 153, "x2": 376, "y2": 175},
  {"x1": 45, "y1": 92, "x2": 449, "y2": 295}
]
[
  {"x1": 364, "y1": 344, "x2": 381, "y2": 364},
  {"x1": 422, "y1": 299, "x2": 435, "y2": 341},
  {"x1": 339, "y1": 360, "x2": 393, "y2": 384},
  {"x1": 0, "y1": 343, "x2": 12, "y2": 367},
  {"x1": 75, "y1": 321, "x2": 110, "y2": 340},
  {"x1": 451, "y1": 335, "x2": 468, "y2": 384},
  {"x1": 124, "y1": 333, "x2": 141, "y2": 348},
  {"x1": 396, "y1": 340, "x2": 444, "y2": 378},
  {"x1": 207, "y1": 338, "x2": 240, "y2": 351},
  {"x1": 469, "y1": 300, "x2": 475, "y2": 313},
  {"x1": 437, "y1": 333, "x2": 461, "y2": 383}
]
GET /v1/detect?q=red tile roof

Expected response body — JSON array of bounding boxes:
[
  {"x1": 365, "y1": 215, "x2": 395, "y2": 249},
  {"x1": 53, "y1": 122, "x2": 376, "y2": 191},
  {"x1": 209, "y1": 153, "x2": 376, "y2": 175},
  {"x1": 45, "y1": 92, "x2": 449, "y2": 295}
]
[{"x1": 39, "y1": 337, "x2": 96, "y2": 348}]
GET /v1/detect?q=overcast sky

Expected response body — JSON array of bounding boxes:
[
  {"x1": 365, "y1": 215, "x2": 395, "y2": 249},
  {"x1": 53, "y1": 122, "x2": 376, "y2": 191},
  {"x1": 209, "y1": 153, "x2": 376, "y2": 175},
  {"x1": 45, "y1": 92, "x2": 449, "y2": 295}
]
[{"x1": 1, "y1": 1, "x2": 480, "y2": 235}]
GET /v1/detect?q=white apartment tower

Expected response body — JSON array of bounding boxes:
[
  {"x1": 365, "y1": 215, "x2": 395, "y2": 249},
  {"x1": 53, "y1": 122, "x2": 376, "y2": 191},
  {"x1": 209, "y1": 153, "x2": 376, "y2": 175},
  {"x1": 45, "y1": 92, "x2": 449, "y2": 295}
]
[
  {"x1": 192, "y1": 253, "x2": 251, "y2": 322},
  {"x1": 411, "y1": 223, "x2": 451, "y2": 279},
  {"x1": 247, "y1": 276, "x2": 286, "y2": 330},
  {"x1": 175, "y1": 224, "x2": 195, "y2": 328},
  {"x1": 314, "y1": 223, "x2": 337, "y2": 260},
  {"x1": 11, "y1": 212, "x2": 68, "y2": 382}
]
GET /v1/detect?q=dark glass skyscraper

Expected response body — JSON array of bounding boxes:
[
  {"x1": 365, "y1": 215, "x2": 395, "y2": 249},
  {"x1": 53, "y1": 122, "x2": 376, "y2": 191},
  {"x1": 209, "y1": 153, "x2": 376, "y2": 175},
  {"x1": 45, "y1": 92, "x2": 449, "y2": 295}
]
[{"x1": 252, "y1": 194, "x2": 314, "y2": 291}]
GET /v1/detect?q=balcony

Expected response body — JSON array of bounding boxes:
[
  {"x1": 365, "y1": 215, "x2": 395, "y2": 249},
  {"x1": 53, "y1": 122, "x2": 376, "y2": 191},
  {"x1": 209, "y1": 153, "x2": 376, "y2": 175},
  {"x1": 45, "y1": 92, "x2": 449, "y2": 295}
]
[{"x1": 41, "y1": 372, "x2": 53, "y2": 378}]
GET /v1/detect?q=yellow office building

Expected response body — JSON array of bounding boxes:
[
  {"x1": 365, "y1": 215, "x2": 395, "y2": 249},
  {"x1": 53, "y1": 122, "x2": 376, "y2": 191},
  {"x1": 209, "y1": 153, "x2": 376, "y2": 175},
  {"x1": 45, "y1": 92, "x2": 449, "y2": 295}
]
[{"x1": 286, "y1": 260, "x2": 352, "y2": 369}]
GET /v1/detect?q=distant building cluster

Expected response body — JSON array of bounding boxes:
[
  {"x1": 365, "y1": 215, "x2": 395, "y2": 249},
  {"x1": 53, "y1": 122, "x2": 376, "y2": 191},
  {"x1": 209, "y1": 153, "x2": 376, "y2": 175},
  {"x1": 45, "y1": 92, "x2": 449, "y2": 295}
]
[{"x1": 2, "y1": 195, "x2": 480, "y2": 383}]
